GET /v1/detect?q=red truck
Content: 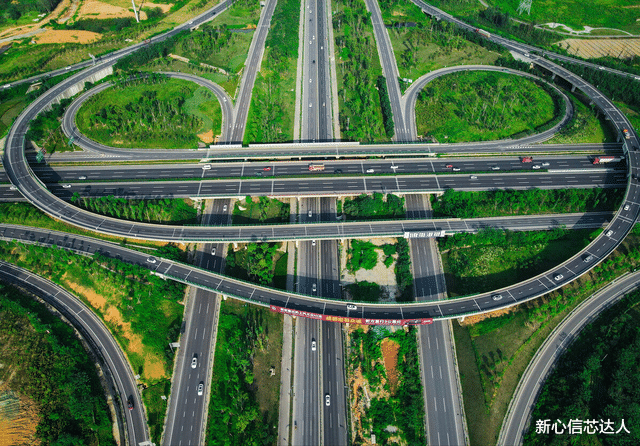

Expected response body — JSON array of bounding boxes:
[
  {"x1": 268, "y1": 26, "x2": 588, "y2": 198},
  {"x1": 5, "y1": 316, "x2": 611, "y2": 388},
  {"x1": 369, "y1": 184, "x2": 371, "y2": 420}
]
[
  {"x1": 521, "y1": 156, "x2": 533, "y2": 163},
  {"x1": 593, "y1": 156, "x2": 623, "y2": 164},
  {"x1": 308, "y1": 164, "x2": 325, "y2": 171},
  {"x1": 623, "y1": 129, "x2": 631, "y2": 139}
]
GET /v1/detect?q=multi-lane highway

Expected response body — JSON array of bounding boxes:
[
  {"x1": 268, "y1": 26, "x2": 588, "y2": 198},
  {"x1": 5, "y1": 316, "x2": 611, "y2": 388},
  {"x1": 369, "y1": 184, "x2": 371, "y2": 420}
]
[{"x1": 0, "y1": 261, "x2": 149, "y2": 444}]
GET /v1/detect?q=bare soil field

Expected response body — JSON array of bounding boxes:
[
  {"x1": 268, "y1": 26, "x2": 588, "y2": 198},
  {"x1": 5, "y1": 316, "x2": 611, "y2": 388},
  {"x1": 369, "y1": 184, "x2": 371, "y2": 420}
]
[
  {"x1": 32, "y1": 29, "x2": 102, "y2": 44},
  {"x1": 556, "y1": 38, "x2": 640, "y2": 59},
  {"x1": 0, "y1": 389, "x2": 39, "y2": 446}
]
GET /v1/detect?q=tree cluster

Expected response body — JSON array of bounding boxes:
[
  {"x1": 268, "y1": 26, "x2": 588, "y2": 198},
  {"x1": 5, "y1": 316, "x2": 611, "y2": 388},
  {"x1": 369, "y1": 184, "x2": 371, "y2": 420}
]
[
  {"x1": 342, "y1": 192, "x2": 405, "y2": 221},
  {"x1": 0, "y1": 0, "x2": 61, "y2": 22},
  {"x1": 432, "y1": 188, "x2": 623, "y2": 219},
  {"x1": 347, "y1": 240, "x2": 379, "y2": 272},
  {"x1": 226, "y1": 243, "x2": 281, "y2": 286},
  {"x1": 395, "y1": 238, "x2": 414, "y2": 302},
  {"x1": 377, "y1": 75, "x2": 395, "y2": 138}
]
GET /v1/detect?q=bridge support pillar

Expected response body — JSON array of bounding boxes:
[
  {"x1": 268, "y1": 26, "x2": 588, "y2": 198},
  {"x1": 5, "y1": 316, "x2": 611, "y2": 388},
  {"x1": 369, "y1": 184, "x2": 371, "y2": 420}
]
[
  {"x1": 571, "y1": 84, "x2": 576, "y2": 92},
  {"x1": 551, "y1": 73, "x2": 556, "y2": 80}
]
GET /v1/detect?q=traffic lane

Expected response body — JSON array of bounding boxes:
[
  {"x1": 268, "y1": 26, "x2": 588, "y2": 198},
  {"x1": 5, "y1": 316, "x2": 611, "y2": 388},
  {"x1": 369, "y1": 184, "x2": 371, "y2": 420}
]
[
  {"x1": 322, "y1": 321, "x2": 346, "y2": 446},
  {"x1": 0, "y1": 261, "x2": 148, "y2": 443},
  {"x1": 43, "y1": 171, "x2": 628, "y2": 200}
]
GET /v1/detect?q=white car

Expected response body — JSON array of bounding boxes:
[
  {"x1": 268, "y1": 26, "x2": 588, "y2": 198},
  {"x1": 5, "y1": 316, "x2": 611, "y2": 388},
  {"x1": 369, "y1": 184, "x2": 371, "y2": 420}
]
[
  {"x1": 311, "y1": 340, "x2": 316, "y2": 351},
  {"x1": 325, "y1": 394, "x2": 330, "y2": 406},
  {"x1": 147, "y1": 257, "x2": 157, "y2": 264},
  {"x1": 197, "y1": 382, "x2": 204, "y2": 396},
  {"x1": 624, "y1": 204, "x2": 630, "y2": 211},
  {"x1": 532, "y1": 165, "x2": 541, "y2": 169},
  {"x1": 308, "y1": 210, "x2": 312, "y2": 218},
  {"x1": 347, "y1": 304, "x2": 357, "y2": 310},
  {"x1": 78, "y1": 175, "x2": 87, "y2": 180},
  {"x1": 62, "y1": 184, "x2": 71, "y2": 188},
  {"x1": 584, "y1": 255, "x2": 594, "y2": 263},
  {"x1": 491, "y1": 166, "x2": 500, "y2": 171},
  {"x1": 541, "y1": 162, "x2": 550, "y2": 167},
  {"x1": 202, "y1": 164, "x2": 212, "y2": 170},
  {"x1": 191, "y1": 356, "x2": 197, "y2": 369},
  {"x1": 312, "y1": 283, "x2": 317, "y2": 292},
  {"x1": 211, "y1": 247, "x2": 216, "y2": 255},
  {"x1": 492, "y1": 294, "x2": 503, "y2": 301},
  {"x1": 470, "y1": 175, "x2": 478, "y2": 179},
  {"x1": 9, "y1": 185, "x2": 17, "y2": 191},
  {"x1": 366, "y1": 169, "x2": 374, "y2": 173},
  {"x1": 606, "y1": 230, "x2": 613, "y2": 237},
  {"x1": 312, "y1": 240, "x2": 316, "y2": 246},
  {"x1": 452, "y1": 167, "x2": 461, "y2": 171},
  {"x1": 554, "y1": 274, "x2": 564, "y2": 281},
  {"x1": 223, "y1": 204, "x2": 228, "y2": 212}
]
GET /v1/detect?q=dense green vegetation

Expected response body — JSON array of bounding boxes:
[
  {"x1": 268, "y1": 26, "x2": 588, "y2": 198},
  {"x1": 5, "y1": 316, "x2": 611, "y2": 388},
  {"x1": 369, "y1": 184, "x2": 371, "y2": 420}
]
[
  {"x1": 525, "y1": 288, "x2": 640, "y2": 445},
  {"x1": 395, "y1": 238, "x2": 413, "y2": 302},
  {"x1": 225, "y1": 242, "x2": 286, "y2": 287},
  {"x1": 206, "y1": 300, "x2": 282, "y2": 445},
  {"x1": 547, "y1": 90, "x2": 616, "y2": 144},
  {"x1": 440, "y1": 227, "x2": 596, "y2": 296},
  {"x1": 26, "y1": 97, "x2": 74, "y2": 154},
  {"x1": 77, "y1": 76, "x2": 221, "y2": 149},
  {"x1": 348, "y1": 326, "x2": 425, "y2": 445},
  {"x1": 0, "y1": 0, "x2": 61, "y2": 25},
  {"x1": 0, "y1": 283, "x2": 115, "y2": 445},
  {"x1": 376, "y1": 76, "x2": 395, "y2": 138},
  {"x1": 244, "y1": 0, "x2": 298, "y2": 143},
  {"x1": 232, "y1": 196, "x2": 290, "y2": 225},
  {"x1": 415, "y1": 71, "x2": 559, "y2": 142},
  {"x1": 346, "y1": 281, "x2": 383, "y2": 302},
  {"x1": 454, "y1": 224, "x2": 640, "y2": 445},
  {"x1": 346, "y1": 240, "x2": 379, "y2": 272},
  {"x1": 71, "y1": 194, "x2": 198, "y2": 225},
  {"x1": 332, "y1": 0, "x2": 388, "y2": 142},
  {"x1": 342, "y1": 193, "x2": 405, "y2": 221},
  {"x1": 432, "y1": 188, "x2": 623, "y2": 218}
]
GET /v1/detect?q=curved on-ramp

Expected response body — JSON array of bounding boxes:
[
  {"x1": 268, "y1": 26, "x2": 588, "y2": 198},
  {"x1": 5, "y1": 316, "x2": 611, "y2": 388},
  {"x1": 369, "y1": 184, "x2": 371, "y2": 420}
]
[{"x1": 0, "y1": 260, "x2": 148, "y2": 445}]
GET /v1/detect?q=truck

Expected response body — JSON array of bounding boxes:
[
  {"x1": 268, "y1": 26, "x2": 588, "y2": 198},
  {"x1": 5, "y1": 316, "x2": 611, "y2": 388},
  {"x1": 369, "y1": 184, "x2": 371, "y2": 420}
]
[
  {"x1": 521, "y1": 156, "x2": 533, "y2": 163},
  {"x1": 475, "y1": 28, "x2": 491, "y2": 38},
  {"x1": 623, "y1": 128, "x2": 631, "y2": 139},
  {"x1": 308, "y1": 164, "x2": 325, "y2": 171},
  {"x1": 593, "y1": 156, "x2": 623, "y2": 164}
]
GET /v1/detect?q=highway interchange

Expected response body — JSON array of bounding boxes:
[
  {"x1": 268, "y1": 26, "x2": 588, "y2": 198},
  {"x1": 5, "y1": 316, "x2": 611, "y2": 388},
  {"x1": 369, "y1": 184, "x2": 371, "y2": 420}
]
[{"x1": 1, "y1": 0, "x2": 640, "y2": 445}]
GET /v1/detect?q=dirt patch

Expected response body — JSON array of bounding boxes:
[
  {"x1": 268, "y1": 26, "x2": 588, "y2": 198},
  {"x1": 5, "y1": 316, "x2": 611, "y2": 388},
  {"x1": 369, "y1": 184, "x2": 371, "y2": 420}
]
[
  {"x1": 380, "y1": 338, "x2": 400, "y2": 395},
  {"x1": 65, "y1": 279, "x2": 107, "y2": 310},
  {"x1": 340, "y1": 238, "x2": 398, "y2": 300},
  {"x1": 0, "y1": 388, "x2": 40, "y2": 446},
  {"x1": 0, "y1": 0, "x2": 70, "y2": 39},
  {"x1": 144, "y1": 2, "x2": 173, "y2": 13},
  {"x1": 32, "y1": 29, "x2": 102, "y2": 44},
  {"x1": 197, "y1": 129, "x2": 214, "y2": 144},
  {"x1": 78, "y1": 0, "x2": 141, "y2": 20},
  {"x1": 459, "y1": 306, "x2": 513, "y2": 326},
  {"x1": 556, "y1": 38, "x2": 640, "y2": 59}
]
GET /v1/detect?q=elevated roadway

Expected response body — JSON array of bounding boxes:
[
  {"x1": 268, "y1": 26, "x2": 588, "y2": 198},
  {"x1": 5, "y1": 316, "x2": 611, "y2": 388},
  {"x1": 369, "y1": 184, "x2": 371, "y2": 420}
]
[{"x1": 0, "y1": 261, "x2": 149, "y2": 445}]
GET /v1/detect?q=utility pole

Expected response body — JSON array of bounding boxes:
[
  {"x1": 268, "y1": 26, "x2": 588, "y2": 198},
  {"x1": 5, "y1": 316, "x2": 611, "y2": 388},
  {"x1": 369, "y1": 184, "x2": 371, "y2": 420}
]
[
  {"x1": 131, "y1": 0, "x2": 140, "y2": 23},
  {"x1": 89, "y1": 53, "x2": 96, "y2": 65}
]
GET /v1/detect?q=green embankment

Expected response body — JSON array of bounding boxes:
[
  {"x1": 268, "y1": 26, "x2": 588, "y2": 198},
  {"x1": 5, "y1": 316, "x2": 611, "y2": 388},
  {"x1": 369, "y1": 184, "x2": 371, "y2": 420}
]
[{"x1": 0, "y1": 282, "x2": 115, "y2": 445}]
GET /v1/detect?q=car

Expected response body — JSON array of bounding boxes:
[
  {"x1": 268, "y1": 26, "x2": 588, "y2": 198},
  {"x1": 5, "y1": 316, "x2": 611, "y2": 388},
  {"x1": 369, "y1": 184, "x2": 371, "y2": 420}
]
[
  {"x1": 470, "y1": 175, "x2": 478, "y2": 179},
  {"x1": 78, "y1": 175, "x2": 87, "y2": 180},
  {"x1": 554, "y1": 274, "x2": 564, "y2": 281},
  {"x1": 445, "y1": 164, "x2": 453, "y2": 168},
  {"x1": 312, "y1": 240, "x2": 316, "y2": 246},
  {"x1": 541, "y1": 162, "x2": 550, "y2": 167},
  {"x1": 491, "y1": 166, "x2": 500, "y2": 171},
  {"x1": 584, "y1": 255, "x2": 594, "y2": 263},
  {"x1": 624, "y1": 204, "x2": 631, "y2": 211},
  {"x1": 452, "y1": 167, "x2": 461, "y2": 171},
  {"x1": 211, "y1": 247, "x2": 216, "y2": 255},
  {"x1": 311, "y1": 339, "x2": 316, "y2": 351},
  {"x1": 197, "y1": 382, "x2": 204, "y2": 396},
  {"x1": 366, "y1": 169, "x2": 374, "y2": 173},
  {"x1": 347, "y1": 304, "x2": 357, "y2": 310},
  {"x1": 532, "y1": 165, "x2": 541, "y2": 169},
  {"x1": 492, "y1": 294, "x2": 503, "y2": 301},
  {"x1": 9, "y1": 185, "x2": 17, "y2": 191},
  {"x1": 599, "y1": 66, "x2": 605, "y2": 70},
  {"x1": 313, "y1": 60, "x2": 316, "y2": 63},
  {"x1": 263, "y1": 167, "x2": 271, "y2": 171},
  {"x1": 202, "y1": 164, "x2": 212, "y2": 170},
  {"x1": 191, "y1": 355, "x2": 198, "y2": 369},
  {"x1": 308, "y1": 210, "x2": 312, "y2": 218},
  {"x1": 127, "y1": 395, "x2": 134, "y2": 410},
  {"x1": 334, "y1": 169, "x2": 343, "y2": 174},
  {"x1": 147, "y1": 257, "x2": 157, "y2": 264},
  {"x1": 312, "y1": 283, "x2": 317, "y2": 292},
  {"x1": 62, "y1": 184, "x2": 71, "y2": 188},
  {"x1": 325, "y1": 394, "x2": 331, "y2": 406},
  {"x1": 606, "y1": 230, "x2": 614, "y2": 237},
  {"x1": 223, "y1": 204, "x2": 228, "y2": 212},
  {"x1": 257, "y1": 171, "x2": 263, "y2": 176}
]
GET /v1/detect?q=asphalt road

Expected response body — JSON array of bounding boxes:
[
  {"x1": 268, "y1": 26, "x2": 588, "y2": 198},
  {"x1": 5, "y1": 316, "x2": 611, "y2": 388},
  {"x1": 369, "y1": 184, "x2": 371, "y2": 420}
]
[
  {"x1": 364, "y1": 0, "x2": 409, "y2": 141},
  {"x1": 163, "y1": 199, "x2": 230, "y2": 446},
  {"x1": 498, "y1": 271, "x2": 640, "y2": 446},
  {"x1": 0, "y1": 261, "x2": 148, "y2": 444},
  {"x1": 407, "y1": 194, "x2": 466, "y2": 446},
  {"x1": 63, "y1": 72, "x2": 235, "y2": 153}
]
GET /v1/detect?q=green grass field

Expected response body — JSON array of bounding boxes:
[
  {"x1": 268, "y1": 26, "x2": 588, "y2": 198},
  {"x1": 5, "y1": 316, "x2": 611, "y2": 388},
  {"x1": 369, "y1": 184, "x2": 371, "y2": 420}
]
[
  {"x1": 232, "y1": 196, "x2": 290, "y2": 225},
  {"x1": 76, "y1": 77, "x2": 221, "y2": 149},
  {"x1": 454, "y1": 227, "x2": 640, "y2": 445},
  {"x1": 415, "y1": 71, "x2": 557, "y2": 143},
  {"x1": 546, "y1": 91, "x2": 617, "y2": 144}
]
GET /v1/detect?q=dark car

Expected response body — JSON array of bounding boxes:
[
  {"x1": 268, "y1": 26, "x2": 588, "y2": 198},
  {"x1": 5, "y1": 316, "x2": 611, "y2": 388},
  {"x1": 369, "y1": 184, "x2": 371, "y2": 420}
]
[
  {"x1": 334, "y1": 169, "x2": 343, "y2": 174},
  {"x1": 127, "y1": 395, "x2": 134, "y2": 410}
]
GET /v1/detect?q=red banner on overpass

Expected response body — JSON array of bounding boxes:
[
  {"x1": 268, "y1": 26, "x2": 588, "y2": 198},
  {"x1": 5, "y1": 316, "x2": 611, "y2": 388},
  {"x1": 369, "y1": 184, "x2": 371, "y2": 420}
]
[{"x1": 270, "y1": 305, "x2": 433, "y2": 326}]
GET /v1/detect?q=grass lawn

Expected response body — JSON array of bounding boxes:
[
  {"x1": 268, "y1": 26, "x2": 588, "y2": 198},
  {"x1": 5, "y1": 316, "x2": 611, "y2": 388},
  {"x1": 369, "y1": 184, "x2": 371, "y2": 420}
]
[
  {"x1": 453, "y1": 226, "x2": 640, "y2": 445},
  {"x1": 0, "y1": 94, "x2": 28, "y2": 137},
  {"x1": 206, "y1": 298, "x2": 283, "y2": 444},
  {"x1": 173, "y1": 29, "x2": 254, "y2": 74},
  {"x1": 232, "y1": 196, "x2": 290, "y2": 225},
  {"x1": 273, "y1": 250, "x2": 289, "y2": 290},
  {"x1": 76, "y1": 77, "x2": 221, "y2": 149},
  {"x1": 545, "y1": 91, "x2": 617, "y2": 144},
  {"x1": 440, "y1": 228, "x2": 597, "y2": 297},
  {"x1": 142, "y1": 379, "x2": 172, "y2": 445},
  {"x1": 415, "y1": 71, "x2": 557, "y2": 143},
  {"x1": 208, "y1": 0, "x2": 262, "y2": 29}
]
